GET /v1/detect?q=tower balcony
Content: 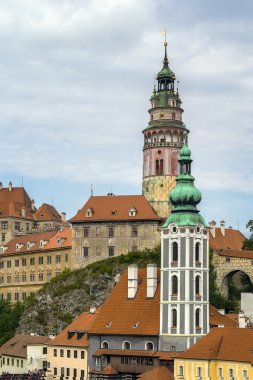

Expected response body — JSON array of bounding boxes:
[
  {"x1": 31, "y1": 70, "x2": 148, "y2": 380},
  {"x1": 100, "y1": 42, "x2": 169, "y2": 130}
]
[{"x1": 143, "y1": 141, "x2": 182, "y2": 150}]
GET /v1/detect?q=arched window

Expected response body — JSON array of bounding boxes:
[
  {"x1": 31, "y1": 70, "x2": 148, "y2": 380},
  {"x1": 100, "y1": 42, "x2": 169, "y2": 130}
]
[
  {"x1": 172, "y1": 276, "x2": 178, "y2": 295},
  {"x1": 145, "y1": 341, "x2": 154, "y2": 351},
  {"x1": 101, "y1": 341, "x2": 109, "y2": 349},
  {"x1": 122, "y1": 341, "x2": 131, "y2": 350},
  {"x1": 172, "y1": 242, "x2": 178, "y2": 262},
  {"x1": 172, "y1": 309, "x2": 177, "y2": 327},
  {"x1": 195, "y1": 309, "x2": 200, "y2": 327},
  {"x1": 156, "y1": 160, "x2": 159, "y2": 175},
  {"x1": 159, "y1": 159, "x2": 164, "y2": 175},
  {"x1": 195, "y1": 276, "x2": 200, "y2": 295},
  {"x1": 195, "y1": 242, "x2": 200, "y2": 262}
]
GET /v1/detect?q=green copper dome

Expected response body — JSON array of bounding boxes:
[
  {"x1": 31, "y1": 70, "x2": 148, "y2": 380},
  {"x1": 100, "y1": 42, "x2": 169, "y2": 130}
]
[
  {"x1": 157, "y1": 66, "x2": 176, "y2": 80},
  {"x1": 163, "y1": 135, "x2": 208, "y2": 228}
]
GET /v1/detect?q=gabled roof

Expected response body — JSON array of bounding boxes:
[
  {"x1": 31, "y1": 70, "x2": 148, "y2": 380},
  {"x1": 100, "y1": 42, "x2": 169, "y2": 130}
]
[
  {"x1": 0, "y1": 186, "x2": 35, "y2": 220},
  {"x1": 209, "y1": 305, "x2": 237, "y2": 328},
  {"x1": 0, "y1": 228, "x2": 71, "y2": 256},
  {"x1": 176, "y1": 328, "x2": 253, "y2": 363},
  {"x1": 89, "y1": 268, "x2": 160, "y2": 336},
  {"x1": 137, "y1": 366, "x2": 174, "y2": 380},
  {"x1": 0, "y1": 334, "x2": 51, "y2": 358},
  {"x1": 35, "y1": 203, "x2": 62, "y2": 222},
  {"x1": 69, "y1": 195, "x2": 160, "y2": 223},
  {"x1": 209, "y1": 228, "x2": 246, "y2": 251},
  {"x1": 48, "y1": 308, "x2": 100, "y2": 348}
]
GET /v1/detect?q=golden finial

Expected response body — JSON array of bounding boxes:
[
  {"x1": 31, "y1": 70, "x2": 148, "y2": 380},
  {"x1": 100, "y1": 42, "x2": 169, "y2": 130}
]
[{"x1": 161, "y1": 29, "x2": 167, "y2": 46}]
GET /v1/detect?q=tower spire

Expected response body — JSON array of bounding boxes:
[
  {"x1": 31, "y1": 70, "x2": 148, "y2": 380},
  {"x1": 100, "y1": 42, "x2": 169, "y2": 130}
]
[{"x1": 163, "y1": 30, "x2": 169, "y2": 68}]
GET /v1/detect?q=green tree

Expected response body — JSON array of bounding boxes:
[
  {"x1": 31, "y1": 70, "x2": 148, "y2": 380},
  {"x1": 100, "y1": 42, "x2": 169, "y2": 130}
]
[{"x1": 242, "y1": 220, "x2": 253, "y2": 250}]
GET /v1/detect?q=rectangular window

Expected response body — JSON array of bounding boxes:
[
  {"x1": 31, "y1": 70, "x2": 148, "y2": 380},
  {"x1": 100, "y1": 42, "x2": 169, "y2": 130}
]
[
  {"x1": 39, "y1": 273, "x2": 43, "y2": 281},
  {"x1": 56, "y1": 255, "x2": 61, "y2": 263},
  {"x1": 14, "y1": 275, "x2": 19, "y2": 283},
  {"x1": 26, "y1": 223, "x2": 30, "y2": 232},
  {"x1": 30, "y1": 258, "x2": 35, "y2": 265},
  {"x1": 30, "y1": 274, "x2": 35, "y2": 282},
  {"x1": 218, "y1": 368, "x2": 223, "y2": 377},
  {"x1": 43, "y1": 347, "x2": 47, "y2": 355},
  {"x1": 22, "y1": 274, "x2": 26, "y2": 282},
  {"x1": 73, "y1": 369, "x2": 77, "y2": 377},
  {"x1": 1, "y1": 221, "x2": 8, "y2": 230},
  {"x1": 83, "y1": 227, "x2": 90, "y2": 237},
  {"x1": 3, "y1": 358, "x2": 5, "y2": 365},
  {"x1": 95, "y1": 357, "x2": 101, "y2": 366},
  {"x1": 66, "y1": 368, "x2": 70, "y2": 377},
  {"x1": 108, "y1": 226, "x2": 114, "y2": 237},
  {"x1": 38, "y1": 257, "x2": 43, "y2": 265},
  {"x1": 61, "y1": 367, "x2": 64, "y2": 376},
  {"x1": 81, "y1": 351, "x2": 85, "y2": 359},
  {"x1": 47, "y1": 256, "x2": 52, "y2": 264},
  {"x1": 0, "y1": 261, "x2": 4, "y2": 269},
  {"x1": 15, "y1": 222, "x2": 20, "y2": 230},
  {"x1": 108, "y1": 246, "x2": 115, "y2": 257},
  {"x1": 22, "y1": 258, "x2": 26, "y2": 266},
  {"x1": 46, "y1": 272, "x2": 52, "y2": 282},
  {"x1": 14, "y1": 293, "x2": 19, "y2": 301},
  {"x1": 96, "y1": 227, "x2": 101, "y2": 236},
  {"x1": 21, "y1": 360, "x2": 23, "y2": 368},
  {"x1": 60, "y1": 349, "x2": 64, "y2": 357},
  {"x1": 67, "y1": 350, "x2": 71, "y2": 358},
  {"x1": 7, "y1": 276, "x2": 11, "y2": 284},
  {"x1": 7, "y1": 293, "x2": 11, "y2": 301},
  {"x1": 53, "y1": 368, "x2": 57, "y2": 376},
  {"x1": 179, "y1": 366, "x2": 184, "y2": 376},
  {"x1": 132, "y1": 226, "x2": 138, "y2": 237},
  {"x1": 22, "y1": 293, "x2": 26, "y2": 300},
  {"x1": 83, "y1": 247, "x2": 89, "y2": 257},
  {"x1": 15, "y1": 259, "x2": 19, "y2": 267},
  {"x1": 65, "y1": 253, "x2": 68, "y2": 262},
  {"x1": 74, "y1": 350, "x2": 78, "y2": 359},
  {"x1": 7, "y1": 358, "x2": 9, "y2": 365},
  {"x1": 7, "y1": 260, "x2": 11, "y2": 268},
  {"x1": 53, "y1": 349, "x2": 57, "y2": 357},
  {"x1": 197, "y1": 367, "x2": 202, "y2": 376},
  {"x1": 243, "y1": 369, "x2": 248, "y2": 378},
  {"x1": 12, "y1": 358, "x2": 14, "y2": 366},
  {"x1": 1, "y1": 233, "x2": 5, "y2": 242},
  {"x1": 17, "y1": 359, "x2": 19, "y2": 367},
  {"x1": 229, "y1": 368, "x2": 234, "y2": 377},
  {"x1": 80, "y1": 369, "x2": 85, "y2": 378}
]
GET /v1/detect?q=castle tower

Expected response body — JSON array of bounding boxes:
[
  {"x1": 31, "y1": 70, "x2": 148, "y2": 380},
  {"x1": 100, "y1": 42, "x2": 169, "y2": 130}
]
[
  {"x1": 159, "y1": 135, "x2": 209, "y2": 352},
  {"x1": 142, "y1": 41, "x2": 186, "y2": 219}
]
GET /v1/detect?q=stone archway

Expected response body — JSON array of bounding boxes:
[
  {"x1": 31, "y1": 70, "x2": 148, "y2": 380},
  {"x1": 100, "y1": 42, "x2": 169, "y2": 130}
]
[{"x1": 221, "y1": 269, "x2": 253, "y2": 299}]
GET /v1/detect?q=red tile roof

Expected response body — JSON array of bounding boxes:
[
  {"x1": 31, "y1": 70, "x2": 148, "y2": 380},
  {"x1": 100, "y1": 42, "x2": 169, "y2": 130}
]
[
  {"x1": 0, "y1": 228, "x2": 71, "y2": 256},
  {"x1": 0, "y1": 187, "x2": 35, "y2": 220},
  {"x1": 69, "y1": 195, "x2": 160, "y2": 223},
  {"x1": 88, "y1": 268, "x2": 160, "y2": 336},
  {"x1": 93, "y1": 349, "x2": 179, "y2": 360},
  {"x1": 48, "y1": 309, "x2": 100, "y2": 348},
  {"x1": 209, "y1": 228, "x2": 246, "y2": 251},
  {"x1": 0, "y1": 334, "x2": 51, "y2": 358},
  {"x1": 137, "y1": 366, "x2": 174, "y2": 380},
  {"x1": 35, "y1": 203, "x2": 62, "y2": 222},
  {"x1": 209, "y1": 305, "x2": 237, "y2": 328},
  {"x1": 176, "y1": 328, "x2": 253, "y2": 363}
]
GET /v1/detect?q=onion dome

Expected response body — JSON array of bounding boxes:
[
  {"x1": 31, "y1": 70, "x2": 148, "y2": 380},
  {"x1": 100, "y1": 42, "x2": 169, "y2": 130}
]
[{"x1": 163, "y1": 134, "x2": 208, "y2": 228}]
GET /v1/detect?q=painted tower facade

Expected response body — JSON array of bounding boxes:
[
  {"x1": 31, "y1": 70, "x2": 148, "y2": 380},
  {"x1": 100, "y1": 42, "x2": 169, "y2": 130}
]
[
  {"x1": 142, "y1": 42, "x2": 186, "y2": 219},
  {"x1": 159, "y1": 137, "x2": 209, "y2": 352}
]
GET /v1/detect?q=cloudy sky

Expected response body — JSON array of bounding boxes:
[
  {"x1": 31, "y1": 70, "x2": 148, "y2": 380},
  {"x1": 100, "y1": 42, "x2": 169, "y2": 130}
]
[{"x1": 0, "y1": 0, "x2": 252, "y2": 234}]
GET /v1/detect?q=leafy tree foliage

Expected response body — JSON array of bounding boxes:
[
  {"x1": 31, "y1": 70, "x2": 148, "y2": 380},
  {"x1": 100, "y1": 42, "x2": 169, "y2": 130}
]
[
  {"x1": 242, "y1": 219, "x2": 253, "y2": 250},
  {"x1": 0, "y1": 300, "x2": 25, "y2": 345}
]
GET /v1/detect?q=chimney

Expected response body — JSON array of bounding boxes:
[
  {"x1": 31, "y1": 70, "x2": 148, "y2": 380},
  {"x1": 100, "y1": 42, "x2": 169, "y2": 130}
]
[
  {"x1": 31, "y1": 199, "x2": 35, "y2": 211},
  {"x1": 218, "y1": 309, "x2": 225, "y2": 316},
  {"x1": 21, "y1": 207, "x2": 26, "y2": 218},
  {"x1": 0, "y1": 182, "x2": 2, "y2": 189},
  {"x1": 239, "y1": 310, "x2": 247, "y2": 328},
  {"x1": 8, "y1": 181, "x2": 12, "y2": 192},
  {"x1": 61, "y1": 212, "x2": 66, "y2": 222},
  {"x1": 147, "y1": 264, "x2": 157, "y2": 298},
  {"x1": 209, "y1": 220, "x2": 216, "y2": 237},
  {"x1": 89, "y1": 306, "x2": 96, "y2": 314},
  {"x1": 128, "y1": 264, "x2": 138, "y2": 299},
  {"x1": 220, "y1": 220, "x2": 225, "y2": 236}
]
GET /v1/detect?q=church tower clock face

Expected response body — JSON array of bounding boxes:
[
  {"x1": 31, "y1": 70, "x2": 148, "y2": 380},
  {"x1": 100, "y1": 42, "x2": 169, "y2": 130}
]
[{"x1": 142, "y1": 41, "x2": 187, "y2": 218}]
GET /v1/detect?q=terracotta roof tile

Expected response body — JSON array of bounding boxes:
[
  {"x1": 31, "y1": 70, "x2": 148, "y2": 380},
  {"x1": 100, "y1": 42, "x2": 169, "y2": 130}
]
[
  {"x1": 89, "y1": 268, "x2": 160, "y2": 336},
  {"x1": 101, "y1": 364, "x2": 118, "y2": 375},
  {"x1": 35, "y1": 203, "x2": 62, "y2": 222},
  {"x1": 137, "y1": 366, "x2": 174, "y2": 380},
  {"x1": 0, "y1": 228, "x2": 71, "y2": 256},
  {"x1": 69, "y1": 195, "x2": 160, "y2": 223},
  {"x1": 48, "y1": 308, "x2": 100, "y2": 348},
  {"x1": 177, "y1": 328, "x2": 253, "y2": 363},
  {"x1": 216, "y1": 249, "x2": 253, "y2": 259},
  {"x1": 0, "y1": 334, "x2": 51, "y2": 358},
  {"x1": 209, "y1": 228, "x2": 246, "y2": 251},
  {"x1": 0, "y1": 187, "x2": 35, "y2": 220},
  {"x1": 209, "y1": 305, "x2": 237, "y2": 327}
]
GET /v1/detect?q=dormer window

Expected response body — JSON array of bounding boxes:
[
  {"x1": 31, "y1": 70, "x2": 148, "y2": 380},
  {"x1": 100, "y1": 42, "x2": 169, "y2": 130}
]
[
  {"x1": 128, "y1": 207, "x2": 137, "y2": 217},
  {"x1": 67, "y1": 331, "x2": 76, "y2": 340},
  {"x1": 16, "y1": 243, "x2": 24, "y2": 252},
  {"x1": 85, "y1": 208, "x2": 93, "y2": 218},
  {"x1": 39, "y1": 240, "x2": 48, "y2": 248}
]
